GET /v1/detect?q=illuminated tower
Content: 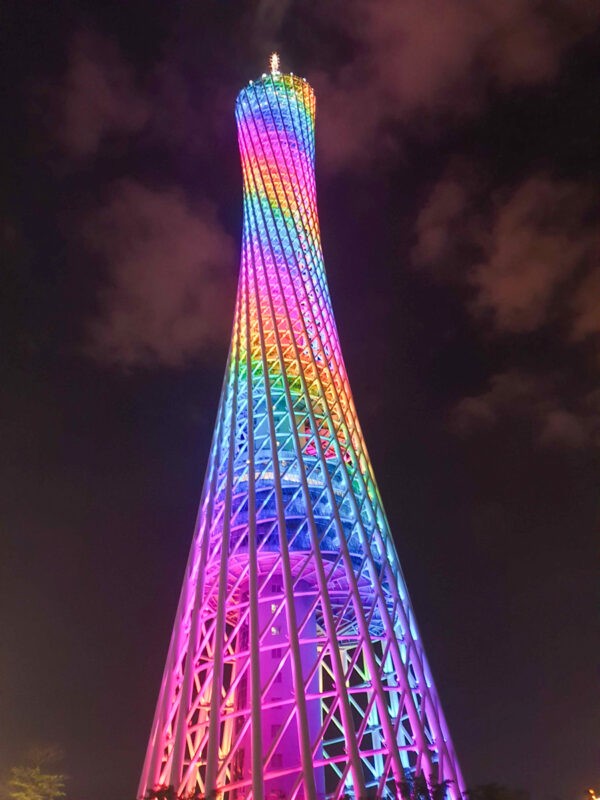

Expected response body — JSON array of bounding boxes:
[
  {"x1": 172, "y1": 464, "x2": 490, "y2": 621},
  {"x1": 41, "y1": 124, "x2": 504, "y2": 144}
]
[{"x1": 139, "y1": 57, "x2": 465, "y2": 800}]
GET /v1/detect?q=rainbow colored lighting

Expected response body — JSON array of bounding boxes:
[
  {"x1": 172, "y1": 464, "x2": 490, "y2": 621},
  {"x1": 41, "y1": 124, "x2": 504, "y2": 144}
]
[{"x1": 139, "y1": 64, "x2": 465, "y2": 800}]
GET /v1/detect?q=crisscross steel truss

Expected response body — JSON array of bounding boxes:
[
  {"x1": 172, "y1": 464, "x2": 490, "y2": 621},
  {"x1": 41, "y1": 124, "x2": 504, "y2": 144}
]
[{"x1": 139, "y1": 69, "x2": 465, "y2": 800}]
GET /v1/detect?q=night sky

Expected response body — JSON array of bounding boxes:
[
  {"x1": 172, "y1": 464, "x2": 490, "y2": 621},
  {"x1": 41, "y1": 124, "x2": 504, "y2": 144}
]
[{"x1": 1, "y1": 2, "x2": 599, "y2": 799}]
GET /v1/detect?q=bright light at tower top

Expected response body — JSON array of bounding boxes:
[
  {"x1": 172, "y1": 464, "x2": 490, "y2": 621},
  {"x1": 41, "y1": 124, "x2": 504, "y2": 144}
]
[{"x1": 270, "y1": 52, "x2": 280, "y2": 74}]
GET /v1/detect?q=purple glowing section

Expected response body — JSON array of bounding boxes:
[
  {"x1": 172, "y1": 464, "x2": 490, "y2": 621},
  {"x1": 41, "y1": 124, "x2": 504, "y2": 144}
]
[{"x1": 138, "y1": 65, "x2": 465, "y2": 800}]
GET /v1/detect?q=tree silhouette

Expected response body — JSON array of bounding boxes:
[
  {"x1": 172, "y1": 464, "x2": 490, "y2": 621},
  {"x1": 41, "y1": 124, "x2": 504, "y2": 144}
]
[
  {"x1": 3, "y1": 746, "x2": 66, "y2": 800},
  {"x1": 393, "y1": 776, "x2": 454, "y2": 800},
  {"x1": 467, "y1": 784, "x2": 529, "y2": 800},
  {"x1": 143, "y1": 788, "x2": 178, "y2": 800},
  {"x1": 142, "y1": 788, "x2": 214, "y2": 800}
]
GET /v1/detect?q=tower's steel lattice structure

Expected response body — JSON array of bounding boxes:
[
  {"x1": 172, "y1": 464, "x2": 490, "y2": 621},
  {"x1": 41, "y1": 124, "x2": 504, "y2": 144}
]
[{"x1": 139, "y1": 62, "x2": 465, "y2": 800}]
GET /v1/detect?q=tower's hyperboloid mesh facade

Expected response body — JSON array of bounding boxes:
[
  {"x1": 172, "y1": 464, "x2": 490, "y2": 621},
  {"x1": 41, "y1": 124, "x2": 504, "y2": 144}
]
[{"x1": 139, "y1": 66, "x2": 465, "y2": 800}]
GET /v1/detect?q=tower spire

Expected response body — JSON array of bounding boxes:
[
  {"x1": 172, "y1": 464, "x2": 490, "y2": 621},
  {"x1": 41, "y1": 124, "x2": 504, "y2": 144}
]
[
  {"x1": 138, "y1": 67, "x2": 466, "y2": 800},
  {"x1": 269, "y1": 51, "x2": 280, "y2": 74}
]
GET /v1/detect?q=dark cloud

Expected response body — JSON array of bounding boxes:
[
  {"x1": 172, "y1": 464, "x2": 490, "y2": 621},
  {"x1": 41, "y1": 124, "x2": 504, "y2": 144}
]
[
  {"x1": 411, "y1": 170, "x2": 480, "y2": 278},
  {"x1": 253, "y1": 0, "x2": 292, "y2": 48},
  {"x1": 571, "y1": 265, "x2": 600, "y2": 344},
  {"x1": 38, "y1": 30, "x2": 236, "y2": 368},
  {"x1": 413, "y1": 170, "x2": 599, "y2": 341},
  {"x1": 36, "y1": 13, "x2": 600, "y2": 373},
  {"x1": 468, "y1": 177, "x2": 598, "y2": 335},
  {"x1": 453, "y1": 370, "x2": 600, "y2": 448},
  {"x1": 53, "y1": 30, "x2": 150, "y2": 158},
  {"x1": 42, "y1": 3, "x2": 600, "y2": 172},
  {"x1": 82, "y1": 179, "x2": 235, "y2": 367},
  {"x1": 310, "y1": 0, "x2": 599, "y2": 168},
  {"x1": 415, "y1": 170, "x2": 599, "y2": 450}
]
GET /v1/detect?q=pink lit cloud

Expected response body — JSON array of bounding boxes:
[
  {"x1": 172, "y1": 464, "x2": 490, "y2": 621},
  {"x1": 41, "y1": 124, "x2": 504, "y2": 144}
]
[
  {"x1": 453, "y1": 370, "x2": 600, "y2": 449},
  {"x1": 52, "y1": 31, "x2": 150, "y2": 159},
  {"x1": 414, "y1": 170, "x2": 599, "y2": 449},
  {"x1": 82, "y1": 180, "x2": 235, "y2": 368},
  {"x1": 43, "y1": 6, "x2": 600, "y2": 171},
  {"x1": 413, "y1": 171, "x2": 599, "y2": 341},
  {"x1": 39, "y1": 15, "x2": 598, "y2": 373},
  {"x1": 40, "y1": 31, "x2": 236, "y2": 368},
  {"x1": 45, "y1": 30, "x2": 211, "y2": 161},
  {"x1": 570, "y1": 266, "x2": 600, "y2": 345},
  {"x1": 468, "y1": 177, "x2": 598, "y2": 334},
  {"x1": 310, "y1": 0, "x2": 599, "y2": 168}
]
